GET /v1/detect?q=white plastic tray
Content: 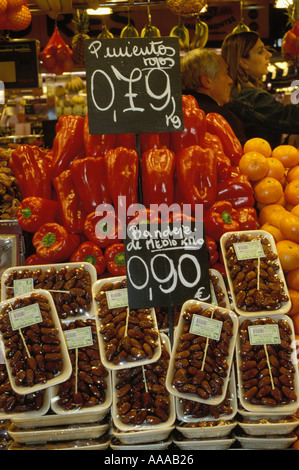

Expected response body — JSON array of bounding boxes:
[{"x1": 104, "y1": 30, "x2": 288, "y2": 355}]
[
  {"x1": 234, "y1": 433, "x2": 296, "y2": 450},
  {"x1": 172, "y1": 437, "x2": 235, "y2": 450},
  {"x1": 0, "y1": 387, "x2": 51, "y2": 421},
  {"x1": 209, "y1": 268, "x2": 230, "y2": 309},
  {"x1": 220, "y1": 230, "x2": 291, "y2": 316},
  {"x1": 236, "y1": 314, "x2": 299, "y2": 415},
  {"x1": 93, "y1": 276, "x2": 161, "y2": 370},
  {"x1": 176, "y1": 420, "x2": 237, "y2": 439},
  {"x1": 110, "y1": 439, "x2": 172, "y2": 450},
  {"x1": 166, "y1": 300, "x2": 238, "y2": 405},
  {"x1": 238, "y1": 416, "x2": 299, "y2": 436},
  {"x1": 112, "y1": 332, "x2": 175, "y2": 431},
  {"x1": 7, "y1": 421, "x2": 109, "y2": 444},
  {"x1": 50, "y1": 319, "x2": 112, "y2": 416},
  {"x1": 175, "y1": 368, "x2": 238, "y2": 423},
  {"x1": 1, "y1": 262, "x2": 97, "y2": 321},
  {"x1": 112, "y1": 425, "x2": 175, "y2": 445},
  {"x1": 11, "y1": 409, "x2": 109, "y2": 428},
  {"x1": 0, "y1": 289, "x2": 72, "y2": 395}
]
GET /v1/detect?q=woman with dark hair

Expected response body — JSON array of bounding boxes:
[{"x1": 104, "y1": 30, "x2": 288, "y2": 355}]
[{"x1": 221, "y1": 31, "x2": 299, "y2": 148}]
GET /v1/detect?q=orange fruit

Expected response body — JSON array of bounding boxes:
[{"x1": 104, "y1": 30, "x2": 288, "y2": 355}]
[
  {"x1": 238, "y1": 151, "x2": 269, "y2": 182},
  {"x1": 272, "y1": 145, "x2": 299, "y2": 168},
  {"x1": 284, "y1": 179, "x2": 299, "y2": 206},
  {"x1": 266, "y1": 157, "x2": 285, "y2": 180},
  {"x1": 287, "y1": 267, "x2": 299, "y2": 290},
  {"x1": 253, "y1": 177, "x2": 284, "y2": 205},
  {"x1": 288, "y1": 289, "x2": 299, "y2": 316},
  {"x1": 260, "y1": 223, "x2": 284, "y2": 242},
  {"x1": 280, "y1": 212, "x2": 299, "y2": 243},
  {"x1": 276, "y1": 239, "x2": 299, "y2": 272},
  {"x1": 7, "y1": 4, "x2": 31, "y2": 30},
  {"x1": 291, "y1": 204, "x2": 299, "y2": 217},
  {"x1": 258, "y1": 203, "x2": 287, "y2": 228},
  {"x1": 287, "y1": 165, "x2": 299, "y2": 182},
  {"x1": 243, "y1": 138, "x2": 272, "y2": 158}
]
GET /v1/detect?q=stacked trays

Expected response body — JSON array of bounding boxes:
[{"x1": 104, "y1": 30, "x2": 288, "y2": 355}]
[
  {"x1": 220, "y1": 230, "x2": 299, "y2": 449},
  {"x1": 0, "y1": 263, "x2": 110, "y2": 450}
]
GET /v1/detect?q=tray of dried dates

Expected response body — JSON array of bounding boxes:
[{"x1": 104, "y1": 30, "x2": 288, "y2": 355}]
[
  {"x1": 236, "y1": 315, "x2": 299, "y2": 415},
  {"x1": 112, "y1": 333, "x2": 175, "y2": 431},
  {"x1": 50, "y1": 318, "x2": 112, "y2": 416},
  {"x1": 220, "y1": 231, "x2": 291, "y2": 316},
  {"x1": 93, "y1": 277, "x2": 161, "y2": 370},
  {"x1": 0, "y1": 290, "x2": 72, "y2": 395},
  {"x1": 1, "y1": 263, "x2": 97, "y2": 321},
  {"x1": 166, "y1": 300, "x2": 238, "y2": 405}
]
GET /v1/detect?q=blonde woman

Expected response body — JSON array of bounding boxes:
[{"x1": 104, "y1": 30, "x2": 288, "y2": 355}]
[
  {"x1": 180, "y1": 48, "x2": 246, "y2": 145},
  {"x1": 222, "y1": 31, "x2": 299, "y2": 148}
]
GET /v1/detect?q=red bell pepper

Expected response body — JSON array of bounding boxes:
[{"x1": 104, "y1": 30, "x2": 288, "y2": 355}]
[
  {"x1": 105, "y1": 146, "x2": 139, "y2": 212},
  {"x1": 84, "y1": 210, "x2": 123, "y2": 248},
  {"x1": 206, "y1": 235, "x2": 219, "y2": 266},
  {"x1": 51, "y1": 114, "x2": 86, "y2": 178},
  {"x1": 25, "y1": 253, "x2": 48, "y2": 265},
  {"x1": 116, "y1": 133, "x2": 136, "y2": 150},
  {"x1": 53, "y1": 169, "x2": 86, "y2": 234},
  {"x1": 235, "y1": 207, "x2": 260, "y2": 231},
  {"x1": 206, "y1": 113, "x2": 243, "y2": 166},
  {"x1": 176, "y1": 145, "x2": 217, "y2": 210},
  {"x1": 141, "y1": 148, "x2": 175, "y2": 207},
  {"x1": 204, "y1": 201, "x2": 240, "y2": 241},
  {"x1": 84, "y1": 112, "x2": 116, "y2": 157},
  {"x1": 203, "y1": 132, "x2": 231, "y2": 182},
  {"x1": 170, "y1": 96, "x2": 206, "y2": 154},
  {"x1": 32, "y1": 222, "x2": 80, "y2": 263},
  {"x1": 70, "y1": 241, "x2": 106, "y2": 276},
  {"x1": 127, "y1": 207, "x2": 161, "y2": 225},
  {"x1": 70, "y1": 156, "x2": 112, "y2": 213},
  {"x1": 216, "y1": 174, "x2": 255, "y2": 209},
  {"x1": 17, "y1": 197, "x2": 58, "y2": 233},
  {"x1": 212, "y1": 262, "x2": 227, "y2": 278},
  {"x1": 9, "y1": 144, "x2": 52, "y2": 199},
  {"x1": 104, "y1": 243, "x2": 126, "y2": 276},
  {"x1": 139, "y1": 132, "x2": 170, "y2": 154}
]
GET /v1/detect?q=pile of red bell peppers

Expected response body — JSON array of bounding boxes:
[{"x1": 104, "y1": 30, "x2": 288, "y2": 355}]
[{"x1": 11, "y1": 96, "x2": 259, "y2": 278}]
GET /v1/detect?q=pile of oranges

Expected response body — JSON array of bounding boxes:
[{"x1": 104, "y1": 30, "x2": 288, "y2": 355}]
[{"x1": 238, "y1": 137, "x2": 299, "y2": 325}]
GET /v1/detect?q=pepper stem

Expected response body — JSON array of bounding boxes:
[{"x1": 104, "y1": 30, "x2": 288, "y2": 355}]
[
  {"x1": 221, "y1": 210, "x2": 233, "y2": 224},
  {"x1": 114, "y1": 252, "x2": 126, "y2": 266},
  {"x1": 19, "y1": 207, "x2": 32, "y2": 219},
  {"x1": 42, "y1": 232, "x2": 56, "y2": 247},
  {"x1": 83, "y1": 254, "x2": 97, "y2": 265}
]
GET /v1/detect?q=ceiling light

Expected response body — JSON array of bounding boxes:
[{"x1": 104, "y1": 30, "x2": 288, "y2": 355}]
[
  {"x1": 274, "y1": 0, "x2": 293, "y2": 9},
  {"x1": 86, "y1": 7, "x2": 113, "y2": 15}
]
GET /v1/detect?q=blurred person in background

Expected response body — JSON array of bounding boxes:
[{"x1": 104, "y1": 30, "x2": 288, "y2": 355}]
[{"x1": 180, "y1": 47, "x2": 247, "y2": 145}]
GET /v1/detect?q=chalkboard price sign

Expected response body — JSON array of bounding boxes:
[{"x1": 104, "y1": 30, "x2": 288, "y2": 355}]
[
  {"x1": 124, "y1": 222, "x2": 211, "y2": 310},
  {"x1": 84, "y1": 37, "x2": 184, "y2": 135}
]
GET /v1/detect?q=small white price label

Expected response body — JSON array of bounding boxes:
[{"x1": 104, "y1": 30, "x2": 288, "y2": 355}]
[
  {"x1": 9, "y1": 303, "x2": 42, "y2": 330},
  {"x1": 190, "y1": 314, "x2": 222, "y2": 341},
  {"x1": 248, "y1": 324, "x2": 280, "y2": 345},
  {"x1": 14, "y1": 278, "x2": 34, "y2": 296},
  {"x1": 106, "y1": 288, "x2": 128, "y2": 309},
  {"x1": 64, "y1": 326, "x2": 93, "y2": 349},
  {"x1": 234, "y1": 240, "x2": 265, "y2": 260}
]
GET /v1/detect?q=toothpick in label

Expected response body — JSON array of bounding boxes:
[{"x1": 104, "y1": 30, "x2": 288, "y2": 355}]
[
  {"x1": 234, "y1": 239, "x2": 265, "y2": 292},
  {"x1": 190, "y1": 311, "x2": 222, "y2": 372},
  {"x1": 64, "y1": 327, "x2": 94, "y2": 396},
  {"x1": 248, "y1": 323, "x2": 280, "y2": 389}
]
